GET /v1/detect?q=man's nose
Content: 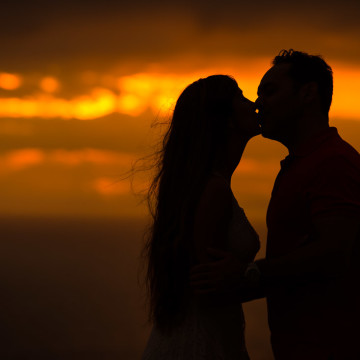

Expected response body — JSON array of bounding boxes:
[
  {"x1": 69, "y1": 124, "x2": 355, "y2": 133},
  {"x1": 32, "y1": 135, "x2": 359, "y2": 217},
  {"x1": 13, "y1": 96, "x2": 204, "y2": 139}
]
[{"x1": 255, "y1": 97, "x2": 262, "y2": 111}]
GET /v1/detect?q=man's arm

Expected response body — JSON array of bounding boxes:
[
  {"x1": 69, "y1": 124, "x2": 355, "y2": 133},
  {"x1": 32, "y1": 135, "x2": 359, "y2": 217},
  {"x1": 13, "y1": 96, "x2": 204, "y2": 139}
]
[
  {"x1": 256, "y1": 215, "x2": 360, "y2": 286},
  {"x1": 190, "y1": 215, "x2": 360, "y2": 300},
  {"x1": 190, "y1": 247, "x2": 264, "y2": 302}
]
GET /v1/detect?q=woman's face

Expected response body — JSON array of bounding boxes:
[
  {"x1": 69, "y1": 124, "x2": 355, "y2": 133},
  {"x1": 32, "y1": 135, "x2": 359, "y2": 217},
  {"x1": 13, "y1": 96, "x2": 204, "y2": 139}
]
[{"x1": 230, "y1": 88, "x2": 261, "y2": 139}]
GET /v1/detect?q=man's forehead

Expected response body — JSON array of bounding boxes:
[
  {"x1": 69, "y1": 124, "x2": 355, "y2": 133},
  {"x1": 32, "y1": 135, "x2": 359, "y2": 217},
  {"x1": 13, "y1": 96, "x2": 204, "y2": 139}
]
[{"x1": 260, "y1": 63, "x2": 292, "y2": 86}]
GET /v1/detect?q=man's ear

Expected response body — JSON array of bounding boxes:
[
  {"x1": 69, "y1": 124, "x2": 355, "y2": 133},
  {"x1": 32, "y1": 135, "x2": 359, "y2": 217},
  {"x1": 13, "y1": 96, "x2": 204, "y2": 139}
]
[{"x1": 300, "y1": 81, "x2": 319, "y2": 104}]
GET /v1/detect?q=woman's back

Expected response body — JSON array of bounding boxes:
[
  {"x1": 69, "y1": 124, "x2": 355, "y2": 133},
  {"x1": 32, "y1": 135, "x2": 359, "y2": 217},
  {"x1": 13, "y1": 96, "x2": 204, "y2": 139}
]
[
  {"x1": 141, "y1": 74, "x2": 261, "y2": 359},
  {"x1": 142, "y1": 175, "x2": 259, "y2": 359}
]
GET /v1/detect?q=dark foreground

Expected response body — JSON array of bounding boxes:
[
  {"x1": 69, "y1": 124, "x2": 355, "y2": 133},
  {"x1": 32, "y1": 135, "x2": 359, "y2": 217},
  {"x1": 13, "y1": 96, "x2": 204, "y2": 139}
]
[{"x1": 0, "y1": 216, "x2": 273, "y2": 359}]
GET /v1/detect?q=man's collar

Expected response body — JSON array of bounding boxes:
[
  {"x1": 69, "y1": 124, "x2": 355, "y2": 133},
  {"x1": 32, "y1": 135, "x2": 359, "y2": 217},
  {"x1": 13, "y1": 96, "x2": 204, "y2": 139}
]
[{"x1": 280, "y1": 127, "x2": 338, "y2": 168}]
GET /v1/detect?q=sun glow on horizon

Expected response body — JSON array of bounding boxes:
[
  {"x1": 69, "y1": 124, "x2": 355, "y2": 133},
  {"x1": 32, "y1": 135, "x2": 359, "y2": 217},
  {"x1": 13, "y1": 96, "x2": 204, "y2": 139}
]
[
  {"x1": 0, "y1": 65, "x2": 267, "y2": 120},
  {"x1": 0, "y1": 88, "x2": 118, "y2": 120},
  {"x1": 0, "y1": 62, "x2": 359, "y2": 121}
]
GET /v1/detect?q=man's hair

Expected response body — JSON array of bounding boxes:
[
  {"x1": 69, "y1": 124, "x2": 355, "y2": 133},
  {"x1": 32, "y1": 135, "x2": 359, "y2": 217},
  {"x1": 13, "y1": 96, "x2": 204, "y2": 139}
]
[{"x1": 273, "y1": 49, "x2": 333, "y2": 114}]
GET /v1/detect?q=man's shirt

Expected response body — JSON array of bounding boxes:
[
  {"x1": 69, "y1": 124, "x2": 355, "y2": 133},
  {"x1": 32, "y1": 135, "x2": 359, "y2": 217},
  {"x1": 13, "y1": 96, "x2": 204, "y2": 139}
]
[{"x1": 266, "y1": 127, "x2": 360, "y2": 358}]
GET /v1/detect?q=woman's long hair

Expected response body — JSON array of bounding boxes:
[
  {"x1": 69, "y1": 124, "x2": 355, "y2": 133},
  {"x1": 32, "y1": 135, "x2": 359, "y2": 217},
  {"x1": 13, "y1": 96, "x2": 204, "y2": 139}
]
[{"x1": 144, "y1": 75, "x2": 239, "y2": 331}]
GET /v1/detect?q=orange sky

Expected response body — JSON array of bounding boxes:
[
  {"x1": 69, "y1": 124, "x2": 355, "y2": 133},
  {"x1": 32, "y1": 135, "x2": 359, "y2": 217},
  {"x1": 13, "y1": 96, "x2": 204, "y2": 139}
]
[{"x1": 1, "y1": 0, "x2": 360, "y2": 221}]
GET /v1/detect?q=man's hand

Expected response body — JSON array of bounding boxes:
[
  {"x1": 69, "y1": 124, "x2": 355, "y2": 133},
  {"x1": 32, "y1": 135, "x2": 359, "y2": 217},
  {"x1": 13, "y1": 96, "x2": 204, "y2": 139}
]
[{"x1": 189, "y1": 248, "x2": 248, "y2": 295}]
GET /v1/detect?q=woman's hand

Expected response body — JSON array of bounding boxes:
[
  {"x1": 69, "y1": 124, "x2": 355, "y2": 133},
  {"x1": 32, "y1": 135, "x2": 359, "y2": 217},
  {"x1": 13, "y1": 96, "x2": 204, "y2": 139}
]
[{"x1": 189, "y1": 248, "x2": 248, "y2": 295}]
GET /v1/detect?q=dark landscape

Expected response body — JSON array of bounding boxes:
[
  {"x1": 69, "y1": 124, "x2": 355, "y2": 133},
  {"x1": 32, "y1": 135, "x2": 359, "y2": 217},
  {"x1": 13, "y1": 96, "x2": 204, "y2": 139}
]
[{"x1": 0, "y1": 216, "x2": 272, "y2": 359}]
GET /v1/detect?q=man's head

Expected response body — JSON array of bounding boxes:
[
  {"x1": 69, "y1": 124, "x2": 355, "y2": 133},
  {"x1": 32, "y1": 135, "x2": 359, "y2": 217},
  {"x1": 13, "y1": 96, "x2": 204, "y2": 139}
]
[{"x1": 256, "y1": 49, "x2": 333, "y2": 143}]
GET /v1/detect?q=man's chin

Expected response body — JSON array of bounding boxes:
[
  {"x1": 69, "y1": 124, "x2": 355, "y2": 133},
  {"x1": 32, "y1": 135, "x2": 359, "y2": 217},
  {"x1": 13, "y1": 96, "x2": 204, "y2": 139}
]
[
  {"x1": 260, "y1": 127, "x2": 271, "y2": 138},
  {"x1": 260, "y1": 128, "x2": 277, "y2": 141}
]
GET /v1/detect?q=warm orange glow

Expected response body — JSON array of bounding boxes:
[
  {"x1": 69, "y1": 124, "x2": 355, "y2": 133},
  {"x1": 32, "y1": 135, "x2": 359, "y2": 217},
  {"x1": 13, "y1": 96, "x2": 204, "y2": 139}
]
[
  {"x1": 0, "y1": 72, "x2": 22, "y2": 90},
  {"x1": 0, "y1": 98, "x2": 39, "y2": 117},
  {"x1": 0, "y1": 148, "x2": 137, "y2": 173},
  {"x1": 118, "y1": 94, "x2": 145, "y2": 116},
  {"x1": 72, "y1": 88, "x2": 117, "y2": 120},
  {"x1": 93, "y1": 177, "x2": 129, "y2": 195},
  {"x1": 0, "y1": 61, "x2": 359, "y2": 121},
  {"x1": 50, "y1": 149, "x2": 136, "y2": 166},
  {"x1": 1, "y1": 149, "x2": 45, "y2": 171},
  {"x1": 234, "y1": 159, "x2": 278, "y2": 174},
  {"x1": 0, "y1": 88, "x2": 117, "y2": 120},
  {"x1": 331, "y1": 63, "x2": 360, "y2": 120},
  {"x1": 116, "y1": 71, "x2": 263, "y2": 117},
  {"x1": 40, "y1": 76, "x2": 60, "y2": 93},
  {"x1": 81, "y1": 71, "x2": 98, "y2": 86}
]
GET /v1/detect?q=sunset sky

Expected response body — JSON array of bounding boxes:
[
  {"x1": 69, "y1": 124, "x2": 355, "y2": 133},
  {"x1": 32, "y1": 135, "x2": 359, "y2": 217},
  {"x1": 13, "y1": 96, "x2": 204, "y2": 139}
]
[{"x1": 1, "y1": 0, "x2": 360, "y2": 221}]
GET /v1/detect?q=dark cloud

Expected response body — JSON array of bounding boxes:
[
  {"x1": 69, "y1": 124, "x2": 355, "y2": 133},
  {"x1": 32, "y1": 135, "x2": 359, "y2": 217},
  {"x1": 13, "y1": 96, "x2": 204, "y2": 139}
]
[
  {"x1": 1, "y1": 0, "x2": 360, "y2": 72},
  {"x1": 2, "y1": 0, "x2": 359, "y2": 33}
]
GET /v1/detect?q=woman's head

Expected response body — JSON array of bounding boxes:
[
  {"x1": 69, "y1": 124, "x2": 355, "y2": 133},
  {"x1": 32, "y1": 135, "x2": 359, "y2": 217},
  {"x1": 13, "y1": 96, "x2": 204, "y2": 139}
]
[
  {"x1": 144, "y1": 75, "x2": 258, "y2": 331},
  {"x1": 168, "y1": 75, "x2": 258, "y2": 172}
]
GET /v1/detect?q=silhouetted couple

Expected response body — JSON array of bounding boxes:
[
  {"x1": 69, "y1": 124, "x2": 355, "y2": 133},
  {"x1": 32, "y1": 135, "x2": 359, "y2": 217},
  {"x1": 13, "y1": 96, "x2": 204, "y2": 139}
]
[{"x1": 142, "y1": 50, "x2": 360, "y2": 359}]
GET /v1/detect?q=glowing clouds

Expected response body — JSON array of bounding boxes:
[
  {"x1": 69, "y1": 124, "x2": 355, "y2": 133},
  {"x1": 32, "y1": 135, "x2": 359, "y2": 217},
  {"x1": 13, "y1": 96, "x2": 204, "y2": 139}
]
[
  {"x1": 72, "y1": 88, "x2": 117, "y2": 120},
  {"x1": 0, "y1": 148, "x2": 137, "y2": 173},
  {"x1": 49, "y1": 149, "x2": 136, "y2": 166},
  {"x1": 0, "y1": 98, "x2": 37, "y2": 117},
  {"x1": 108, "y1": 68, "x2": 269, "y2": 117},
  {"x1": 40, "y1": 77, "x2": 60, "y2": 93},
  {"x1": 93, "y1": 177, "x2": 129, "y2": 195},
  {"x1": 0, "y1": 73, "x2": 22, "y2": 90},
  {"x1": 0, "y1": 88, "x2": 117, "y2": 120},
  {"x1": 0, "y1": 72, "x2": 186, "y2": 119},
  {"x1": 1, "y1": 149, "x2": 45, "y2": 171},
  {"x1": 0, "y1": 96, "x2": 60, "y2": 119},
  {"x1": 118, "y1": 94, "x2": 144, "y2": 116},
  {"x1": 117, "y1": 73, "x2": 189, "y2": 116},
  {"x1": 0, "y1": 62, "x2": 359, "y2": 121}
]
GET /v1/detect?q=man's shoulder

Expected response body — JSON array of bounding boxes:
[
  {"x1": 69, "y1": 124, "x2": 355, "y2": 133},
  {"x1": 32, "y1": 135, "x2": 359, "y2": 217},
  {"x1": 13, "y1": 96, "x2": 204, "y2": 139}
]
[
  {"x1": 333, "y1": 133, "x2": 359, "y2": 158},
  {"x1": 315, "y1": 132, "x2": 360, "y2": 172}
]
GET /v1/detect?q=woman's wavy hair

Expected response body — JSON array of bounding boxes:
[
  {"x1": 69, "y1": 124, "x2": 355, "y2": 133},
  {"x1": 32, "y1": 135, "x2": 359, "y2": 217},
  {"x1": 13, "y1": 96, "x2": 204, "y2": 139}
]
[{"x1": 143, "y1": 74, "x2": 239, "y2": 332}]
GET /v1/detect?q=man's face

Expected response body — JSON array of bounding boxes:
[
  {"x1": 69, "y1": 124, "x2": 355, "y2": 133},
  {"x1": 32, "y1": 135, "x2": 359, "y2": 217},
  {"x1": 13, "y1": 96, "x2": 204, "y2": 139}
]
[{"x1": 256, "y1": 63, "x2": 302, "y2": 142}]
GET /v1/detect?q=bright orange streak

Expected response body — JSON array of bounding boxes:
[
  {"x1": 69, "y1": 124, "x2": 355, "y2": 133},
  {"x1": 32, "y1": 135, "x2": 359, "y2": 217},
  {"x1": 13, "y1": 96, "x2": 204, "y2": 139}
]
[
  {"x1": 0, "y1": 88, "x2": 117, "y2": 120},
  {"x1": 72, "y1": 88, "x2": 117, "y2": 120},
  {"x1": 0, "y1": 60, "x2": 359, "y2": 120},
  {"x1": 116, "y1": 69, "x2": 265, "y2": 116},
  {"x1": 0, "y1": 73, "x2": 22, "y2": 90}
]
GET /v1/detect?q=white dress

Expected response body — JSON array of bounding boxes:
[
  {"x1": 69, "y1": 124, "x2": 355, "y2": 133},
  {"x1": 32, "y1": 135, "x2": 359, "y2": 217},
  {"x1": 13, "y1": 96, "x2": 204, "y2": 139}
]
[{"x1": 142, "y1": 178, "x2": 260, "y2": 359}]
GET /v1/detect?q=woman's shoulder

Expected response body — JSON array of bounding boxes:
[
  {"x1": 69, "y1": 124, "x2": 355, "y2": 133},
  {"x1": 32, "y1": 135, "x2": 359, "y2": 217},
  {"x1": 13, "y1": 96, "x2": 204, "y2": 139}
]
[
  {"x1": 195, "y1": 175, "x2": 233, "y2": 220},
  {"x1": 193, "y1": 175, "x2": 234, "y2": 262}
]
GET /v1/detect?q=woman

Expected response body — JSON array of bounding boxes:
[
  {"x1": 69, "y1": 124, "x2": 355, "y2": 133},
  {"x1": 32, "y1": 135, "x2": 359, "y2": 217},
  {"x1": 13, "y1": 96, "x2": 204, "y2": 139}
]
[{"x1": 142, "y1": 75, "x2": 260, "y2": 359}]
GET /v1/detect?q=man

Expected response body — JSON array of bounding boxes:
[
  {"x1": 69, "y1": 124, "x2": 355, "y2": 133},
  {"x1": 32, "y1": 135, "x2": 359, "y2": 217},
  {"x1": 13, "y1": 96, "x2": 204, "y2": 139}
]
[{"x1": 190, "y1": 50, "x2": 360, "y2": 359}]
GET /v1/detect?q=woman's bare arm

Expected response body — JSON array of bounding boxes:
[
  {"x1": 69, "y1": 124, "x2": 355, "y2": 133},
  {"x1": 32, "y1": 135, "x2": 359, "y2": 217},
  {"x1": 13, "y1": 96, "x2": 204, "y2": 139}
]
[
  {"x1": 193, "y1": 176, "x2": 232, "y2": 264},
  {"x1": 192, "y1": 176, "x2": 235, "y2": 305}
]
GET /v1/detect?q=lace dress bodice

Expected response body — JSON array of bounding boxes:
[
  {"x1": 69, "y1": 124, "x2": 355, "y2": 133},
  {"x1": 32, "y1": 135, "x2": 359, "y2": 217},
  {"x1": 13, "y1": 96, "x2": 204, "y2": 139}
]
[{"x1": 142, "y1": 176, "x2": 260, "y2": 359}]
